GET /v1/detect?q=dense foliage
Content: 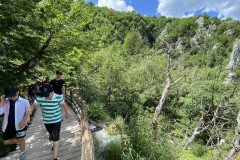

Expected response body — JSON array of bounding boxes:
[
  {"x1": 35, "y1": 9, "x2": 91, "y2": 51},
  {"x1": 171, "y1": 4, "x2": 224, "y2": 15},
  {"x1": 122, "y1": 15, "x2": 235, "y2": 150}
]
[{"x1": 1, "y1": 0, "x2": 240, "y2": 159}]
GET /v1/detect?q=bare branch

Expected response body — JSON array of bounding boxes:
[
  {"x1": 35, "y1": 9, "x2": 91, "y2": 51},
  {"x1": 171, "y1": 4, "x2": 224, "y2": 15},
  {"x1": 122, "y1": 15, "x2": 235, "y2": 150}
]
[
  {"x1": 16, "y1": 32, "x2": 53, "y2": 72},
  {"x1": 146, "y1": 56, "x2": 165, "y2": 75},
  {"x1": 225, "y1": 111, "x2": 240, "y2": 160},
  {"x1": 169, "y1": 57, "x2": 181, "y2": 74},
  {"x1": 158, "y1": 37, "x2": 171, "y2": 51},
  {"x1": 171, "y1": 74, "x2": 188, "y2": 87},
  {"x1": 222, "y1": 103, "x2": 240, "y2": 107},
  {"x1": 229, "y1": 79, "x2": 240, "y2": 98}
]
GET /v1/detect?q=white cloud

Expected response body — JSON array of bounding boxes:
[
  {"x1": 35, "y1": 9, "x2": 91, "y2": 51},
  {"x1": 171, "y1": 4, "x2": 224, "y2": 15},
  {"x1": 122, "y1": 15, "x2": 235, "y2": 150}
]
[
  {"x1": 157, "y1": 0, "x2": 204, "y2": 18},
  {"x1": 157, "y1": 0, "x2": 240, "y2": 19},
  {"x1": 183, "y1": 13, "x2": 194, "y2": 18},
  {"x1": 205, "y1": 0, "x2": 240, "y2": 19},
  {"x1": 97, "y1": 0, "x2": 134, "y2": 12}
]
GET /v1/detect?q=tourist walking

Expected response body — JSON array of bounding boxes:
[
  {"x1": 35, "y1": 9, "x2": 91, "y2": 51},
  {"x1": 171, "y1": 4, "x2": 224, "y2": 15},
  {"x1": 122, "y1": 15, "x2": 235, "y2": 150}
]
[
  {"x1": 0, "y1": 87, "x2": 30, "y2": 160},
  {"x1": 26, "y1": 84, "x2": 69, "y2": 160},
  {"x1": 50, "y1": 71, "x2": 66, "y2": 100}
]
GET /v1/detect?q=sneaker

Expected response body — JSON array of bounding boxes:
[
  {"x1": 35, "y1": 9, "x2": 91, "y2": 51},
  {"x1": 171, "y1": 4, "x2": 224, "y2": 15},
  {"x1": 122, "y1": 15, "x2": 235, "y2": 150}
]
[
  {"x1": 20, "y1": 152, "x2": 26, "y2": 160},
  {"x1": 53, "y1": 158, "x2": 59, "y2": 160}
]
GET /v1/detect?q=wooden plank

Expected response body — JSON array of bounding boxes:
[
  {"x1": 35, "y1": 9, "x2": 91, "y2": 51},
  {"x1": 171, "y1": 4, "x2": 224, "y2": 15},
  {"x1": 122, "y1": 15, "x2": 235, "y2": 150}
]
[{"x1": 0, "y1": 105, "x2": 82, "y2": 160}]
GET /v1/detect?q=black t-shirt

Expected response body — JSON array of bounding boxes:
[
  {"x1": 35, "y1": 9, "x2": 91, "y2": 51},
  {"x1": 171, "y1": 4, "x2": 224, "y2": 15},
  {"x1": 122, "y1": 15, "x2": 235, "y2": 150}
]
[
  {"x1": 8, "y1": 100, "x2": 16, "y2": 127},
  {"x1": 28, "y1": 85, "x2": 34, "y2": 96},
  {"x1": 50, "y1": 79, "x2": 65, "y2": 95}
]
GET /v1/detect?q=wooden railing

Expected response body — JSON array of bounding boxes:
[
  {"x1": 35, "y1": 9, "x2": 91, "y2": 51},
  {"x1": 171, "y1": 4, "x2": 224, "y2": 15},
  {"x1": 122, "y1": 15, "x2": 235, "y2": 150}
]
[{"x1": 66, "y1": 89, "x2": 95, "y2": 160}]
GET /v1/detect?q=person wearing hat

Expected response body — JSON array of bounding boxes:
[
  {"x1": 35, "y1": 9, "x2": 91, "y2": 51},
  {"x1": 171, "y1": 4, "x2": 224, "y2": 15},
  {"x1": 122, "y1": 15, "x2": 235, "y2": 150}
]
[
  {"x1": 25, "y1": 84, "x2": 69, "y2": 160},
  {"x1": 0, "y1": 87, "x2": 30, "y2": 160},
  {"x1": 50, "y1": 70, "x2": 66, "y2": 100}
]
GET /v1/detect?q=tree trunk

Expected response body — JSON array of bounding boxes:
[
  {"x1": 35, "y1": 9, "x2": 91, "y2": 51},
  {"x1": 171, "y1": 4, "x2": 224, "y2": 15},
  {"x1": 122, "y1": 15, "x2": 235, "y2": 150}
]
[
  {"x1": 152, "y1": 76, "x2": 171, "y2": 140},
  {"x1": 151, "y1": 37, "x2": 186, "y2": 141},
  {"x1": 225, "y1": 111, "x2": 240, "y2": 160},
  {"x1": 184, "y1": 116, "x2": 208, "y2": 148},
  {"x1": 151, "y1": 37, "x2": 171, "y2": 141}
]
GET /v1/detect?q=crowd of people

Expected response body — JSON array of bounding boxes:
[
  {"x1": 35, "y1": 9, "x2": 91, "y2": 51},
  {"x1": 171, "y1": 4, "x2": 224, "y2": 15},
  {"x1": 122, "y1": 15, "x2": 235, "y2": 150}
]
[{"x1": 0, "y1": 70, "x2": 69, "y2": 160}]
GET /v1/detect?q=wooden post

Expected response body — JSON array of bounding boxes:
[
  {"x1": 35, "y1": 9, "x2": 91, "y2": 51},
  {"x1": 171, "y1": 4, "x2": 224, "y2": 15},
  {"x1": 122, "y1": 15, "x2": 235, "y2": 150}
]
[
  {"x1": 70, "y1": 89, "x2": 73, "y2": 107},
  {"x1": 81, "y1": 100, "x2": 95, "y2": 160}
]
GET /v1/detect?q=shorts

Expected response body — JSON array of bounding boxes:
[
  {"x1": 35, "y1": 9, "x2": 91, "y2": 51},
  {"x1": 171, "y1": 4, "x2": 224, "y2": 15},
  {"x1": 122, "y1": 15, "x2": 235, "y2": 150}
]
[
  {"x1": 44, "y1": 121, "x2": 61, "y2": 141},
  {"x1": 3, "y1": 126, "x2": 26, "y2": 140}
]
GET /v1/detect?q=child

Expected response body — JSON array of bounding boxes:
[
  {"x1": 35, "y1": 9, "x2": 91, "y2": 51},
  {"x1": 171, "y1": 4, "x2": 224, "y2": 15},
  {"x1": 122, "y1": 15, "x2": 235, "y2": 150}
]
[{"x1": 26, "y1": 84, "x2": 69, "y2": 160}]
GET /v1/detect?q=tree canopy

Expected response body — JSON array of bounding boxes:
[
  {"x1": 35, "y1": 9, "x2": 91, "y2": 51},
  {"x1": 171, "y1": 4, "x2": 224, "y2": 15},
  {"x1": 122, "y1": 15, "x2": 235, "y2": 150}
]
[{"x1": 1, "y1": 1, "x2": 240, "y2": 159}]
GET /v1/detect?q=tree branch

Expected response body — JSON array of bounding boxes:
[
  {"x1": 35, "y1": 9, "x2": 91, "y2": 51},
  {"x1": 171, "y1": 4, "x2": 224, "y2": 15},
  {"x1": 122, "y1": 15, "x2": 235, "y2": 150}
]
[
  {"x1": 146, "y1": 56, "x2": 165, "y2": 75},
  {"x1": 171, "y1": 74, "x2": 188, "y2": 87},
  {"x1": 16, "y1": 32, "x2": 53, "y2": 72},
  {"x1": 169, "y1": 57, "x2": 181, "y2": 74}
]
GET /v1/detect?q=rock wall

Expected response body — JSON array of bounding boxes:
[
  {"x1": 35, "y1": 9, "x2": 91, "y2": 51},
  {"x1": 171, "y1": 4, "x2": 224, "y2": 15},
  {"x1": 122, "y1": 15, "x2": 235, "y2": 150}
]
[
  {"x1": 226, "y1": 39, "x2": 240, "y2": 83},
  {"x1": 175, "y1": 38, "x2": 183, "y2": 54},
  {"x1": 227, "y1": 39, "x2": 240, "y2": 70}
]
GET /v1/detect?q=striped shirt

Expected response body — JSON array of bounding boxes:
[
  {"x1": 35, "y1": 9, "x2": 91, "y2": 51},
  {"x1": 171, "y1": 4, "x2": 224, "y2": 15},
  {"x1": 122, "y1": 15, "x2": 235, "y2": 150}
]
[{"x1": 34, "y1": 93, "x2": 64, "y2": 124}]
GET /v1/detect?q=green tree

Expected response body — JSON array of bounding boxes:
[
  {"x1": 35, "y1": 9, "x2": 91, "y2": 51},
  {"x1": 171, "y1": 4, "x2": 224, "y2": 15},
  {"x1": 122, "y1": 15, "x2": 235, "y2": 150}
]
[
  {"x1": 123, "y1": 31, "x2": 143, "y2": 55},
  {"x1": 0, "y1": 0, "x2": 103, "y2": 90}
]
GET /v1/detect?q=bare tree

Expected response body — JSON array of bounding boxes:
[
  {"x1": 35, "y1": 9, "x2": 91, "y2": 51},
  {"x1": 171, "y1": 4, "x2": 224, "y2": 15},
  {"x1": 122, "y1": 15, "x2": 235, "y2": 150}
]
[
  {"x1": 151, "y1": 38, "x2": 187, "y2": 140},
  {"x1": 225, "y1": 111, "x2": 240, "y2": 160},
  {"x1": 184, "y1": 79, "x2": 239, "y2": 148}
]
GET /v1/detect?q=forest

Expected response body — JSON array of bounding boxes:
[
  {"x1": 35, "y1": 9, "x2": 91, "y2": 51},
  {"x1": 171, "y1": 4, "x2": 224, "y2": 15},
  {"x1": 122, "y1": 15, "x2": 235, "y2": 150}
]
[{"x1": 1, "y1": 0, "x2": 240, "y2": 159}]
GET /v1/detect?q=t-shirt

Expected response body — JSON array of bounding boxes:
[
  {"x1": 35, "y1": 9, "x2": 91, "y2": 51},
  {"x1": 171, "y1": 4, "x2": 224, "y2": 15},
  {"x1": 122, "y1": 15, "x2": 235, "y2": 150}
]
[
  {"x1": 34, "y1": 93, "x2": 64, "y2": 124},
  {"x1": 50, "y1": 79, "x2": 65, "y2": 95},
  {"x1": 8, "y1": 100, "x2": 16, "y2": 127},
  {"x1": 28, "y1": 85, "x2": 34, "y2": 96}
]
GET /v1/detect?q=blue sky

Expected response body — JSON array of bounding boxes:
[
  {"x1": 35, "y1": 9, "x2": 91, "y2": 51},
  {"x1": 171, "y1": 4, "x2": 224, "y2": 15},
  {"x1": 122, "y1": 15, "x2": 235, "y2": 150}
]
[{"x1": 84, "y1": 0, "x2": 240, "y2": 20}]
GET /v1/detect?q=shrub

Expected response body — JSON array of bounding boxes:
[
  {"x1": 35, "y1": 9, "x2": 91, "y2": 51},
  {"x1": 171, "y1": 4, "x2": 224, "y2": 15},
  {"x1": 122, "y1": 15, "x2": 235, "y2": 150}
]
[
  {"x1": 191, "y1": 143, "x2": 207, "y2": 157},
  {"x1": 106, "y1": 116, "x2": 125, "y2": 136},
  {"x1": 88, "y1": 102, "x2": 109, "y2": 121},
  {"x1": 103, "y1": 140, "x2": 122, "y2": 160},
  {"x1": 124, "y1": 106, "x2": 178, "y2": 160}
]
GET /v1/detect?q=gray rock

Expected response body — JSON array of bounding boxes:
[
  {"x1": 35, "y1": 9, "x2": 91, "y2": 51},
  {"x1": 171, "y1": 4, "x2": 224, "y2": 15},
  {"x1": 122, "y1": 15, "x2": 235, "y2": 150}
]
[
  {"x1": 226, "y1": 73, "x2": 239, "y2": 83},
  {"x1": 213, "y1": 43, "x2": 219, "y2": 50},
  {"x1": 160, "y1": 28, "x2": 168, "y2": 39},
  {"x1": 143, "y1": 35, "x2": 149, "y2": 43},
  {"x1": 227, "y1": 39, "x2": 240, "y2": 70},
  {"x1": 191, "y1": 36, "x2": 200, "y2": 47},
  {"x1": 225, "y1": 29, "x2": 234, "y2": 36},
  {"x1": 175, "y1": 38, "x2": 183, "y2": 53},
  {"x1": 209, "y1": 24, "x2": 217, "y2": 31},
  {"x1": 196, "y1": 17, "x2": 204, "y2": 27}
]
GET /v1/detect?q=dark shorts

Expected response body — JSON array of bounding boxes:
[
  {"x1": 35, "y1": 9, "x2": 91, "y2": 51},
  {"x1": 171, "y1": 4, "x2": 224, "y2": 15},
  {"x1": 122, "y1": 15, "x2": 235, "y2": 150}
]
[
  {"x1": 44, "y1": 121, "x2": 61, "y2": 141},
  {"x1": 3, "y1": 126, "x2": 26, "y2": 141}
]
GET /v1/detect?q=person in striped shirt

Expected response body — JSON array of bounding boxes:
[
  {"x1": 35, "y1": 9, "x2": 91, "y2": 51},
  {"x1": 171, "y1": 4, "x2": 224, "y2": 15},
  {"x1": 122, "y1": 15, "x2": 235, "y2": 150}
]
[{"x1": 26, "y1": 84, "x2": 69, "y2": 160}]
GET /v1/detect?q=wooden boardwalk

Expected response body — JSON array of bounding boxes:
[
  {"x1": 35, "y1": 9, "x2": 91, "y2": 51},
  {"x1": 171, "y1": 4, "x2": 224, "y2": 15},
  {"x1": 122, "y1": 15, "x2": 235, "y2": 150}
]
[{"x1": 0, "y1": 106, "x2": 82, "y2": 160}]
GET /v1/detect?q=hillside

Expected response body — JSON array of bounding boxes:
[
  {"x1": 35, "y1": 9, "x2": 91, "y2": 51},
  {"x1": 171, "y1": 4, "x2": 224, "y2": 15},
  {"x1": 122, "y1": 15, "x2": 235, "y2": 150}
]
[
  {"x1": 72, "y1": 4, "x2": 240, "y2": 159},
  {"x1": 1, "y1": 1, "x2": 240, "y2": 159}
]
